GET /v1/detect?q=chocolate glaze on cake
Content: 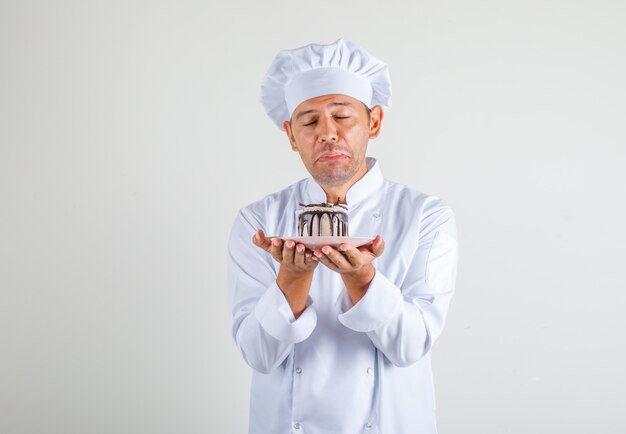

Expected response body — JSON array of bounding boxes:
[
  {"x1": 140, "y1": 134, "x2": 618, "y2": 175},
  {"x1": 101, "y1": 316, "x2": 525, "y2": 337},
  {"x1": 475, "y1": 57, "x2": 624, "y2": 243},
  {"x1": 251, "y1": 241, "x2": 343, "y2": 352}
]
[{"x1": 298, "y1": 201, "x2": 348, "y2": 237}]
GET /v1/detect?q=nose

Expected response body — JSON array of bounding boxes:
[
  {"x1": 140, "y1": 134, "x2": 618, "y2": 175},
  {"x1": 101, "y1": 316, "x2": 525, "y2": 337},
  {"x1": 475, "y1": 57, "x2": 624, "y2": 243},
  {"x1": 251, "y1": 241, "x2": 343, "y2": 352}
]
[{"x1": 317, "y1": 117, "x2": 338, "y2": 144}]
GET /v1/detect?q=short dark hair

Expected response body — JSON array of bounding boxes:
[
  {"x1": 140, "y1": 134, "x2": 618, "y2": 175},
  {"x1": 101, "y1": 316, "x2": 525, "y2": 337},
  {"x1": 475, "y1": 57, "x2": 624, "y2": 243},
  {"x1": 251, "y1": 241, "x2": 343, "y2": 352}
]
[{"x1": 361, "y1": 102, "x2": 371, "y2": 122}]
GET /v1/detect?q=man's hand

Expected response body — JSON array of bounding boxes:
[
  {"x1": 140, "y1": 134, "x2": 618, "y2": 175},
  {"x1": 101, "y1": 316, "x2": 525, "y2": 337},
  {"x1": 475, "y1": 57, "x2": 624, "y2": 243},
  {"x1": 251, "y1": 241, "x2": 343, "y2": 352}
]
[
  {"x1": 313, "y1": 235, "x2": 385, "y2": 305},
  {"x1": 252, "y1": 229, "x2": 317, "y2": 318},
  {"x1": 253, "y1": 229, "x2": 318, "y2": 274}
]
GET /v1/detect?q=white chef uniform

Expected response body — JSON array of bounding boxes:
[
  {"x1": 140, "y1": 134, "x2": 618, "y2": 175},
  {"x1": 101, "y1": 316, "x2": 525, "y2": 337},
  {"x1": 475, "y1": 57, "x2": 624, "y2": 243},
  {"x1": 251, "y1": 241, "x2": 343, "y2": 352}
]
[{"x1": 228, "y1": 157, "x2": 458, "y2": 434}]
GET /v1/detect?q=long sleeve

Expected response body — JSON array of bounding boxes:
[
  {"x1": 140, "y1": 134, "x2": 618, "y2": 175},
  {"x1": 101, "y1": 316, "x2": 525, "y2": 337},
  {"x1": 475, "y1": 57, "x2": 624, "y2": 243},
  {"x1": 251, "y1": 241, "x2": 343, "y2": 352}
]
[
  {"x1": 228, "y1": 209, "x2": 317, "y2": 374},
  {"x1": 338, "y1": 201, "x2": 458, "y2": 367}
]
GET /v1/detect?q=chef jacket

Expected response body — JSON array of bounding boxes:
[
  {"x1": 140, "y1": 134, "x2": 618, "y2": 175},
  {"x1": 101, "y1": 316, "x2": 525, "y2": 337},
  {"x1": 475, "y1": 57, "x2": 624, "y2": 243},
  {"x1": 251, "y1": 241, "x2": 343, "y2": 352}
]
[{"x1": 228, "y1": 157, "x2": 458, "y2": 434}]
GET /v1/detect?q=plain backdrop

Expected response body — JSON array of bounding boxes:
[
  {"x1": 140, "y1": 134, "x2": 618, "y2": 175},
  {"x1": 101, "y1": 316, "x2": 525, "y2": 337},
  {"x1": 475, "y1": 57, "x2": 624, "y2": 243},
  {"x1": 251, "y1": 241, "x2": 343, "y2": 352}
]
[{"x1": 1, "y1": 1, "x2": 625, "y2": 433}]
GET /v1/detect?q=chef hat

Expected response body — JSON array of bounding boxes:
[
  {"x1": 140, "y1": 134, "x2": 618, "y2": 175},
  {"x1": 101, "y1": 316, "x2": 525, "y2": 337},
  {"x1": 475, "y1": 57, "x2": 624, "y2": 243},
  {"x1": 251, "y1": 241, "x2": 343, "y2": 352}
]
[{"x1": 260, "y1": 37, "x2": 392, "y2": 130}]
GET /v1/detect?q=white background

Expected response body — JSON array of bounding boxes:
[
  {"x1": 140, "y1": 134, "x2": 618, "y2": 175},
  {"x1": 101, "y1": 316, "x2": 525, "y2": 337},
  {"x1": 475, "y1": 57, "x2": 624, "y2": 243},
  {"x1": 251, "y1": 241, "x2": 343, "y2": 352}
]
[{"x1": 1, "y1": 1, "x2": 625, "y2": 433}]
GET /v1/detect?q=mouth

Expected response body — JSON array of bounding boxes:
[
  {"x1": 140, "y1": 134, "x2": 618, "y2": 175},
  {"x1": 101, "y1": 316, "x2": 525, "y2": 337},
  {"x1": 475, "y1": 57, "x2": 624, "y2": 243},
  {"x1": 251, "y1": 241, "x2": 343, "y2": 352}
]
[{"x1": 317, "y1": 152, "x2": 349, "y2": 162}]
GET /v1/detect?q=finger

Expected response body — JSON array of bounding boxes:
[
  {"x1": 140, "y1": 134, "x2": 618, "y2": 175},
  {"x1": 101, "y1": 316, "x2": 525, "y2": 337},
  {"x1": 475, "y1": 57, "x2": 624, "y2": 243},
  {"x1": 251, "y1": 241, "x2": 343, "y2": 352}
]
[
  {"x1": 254, "y1": 229, "x2": 267, "y2": 243},
  {"x1": 320, "y1": 246, "x2": 350, "y2": 268},
  {"x1": 282, "y1": 239, "x2": 296, "y2": 264},
  {"x1": 252, "y1": 229, "x2": 272, "y2": 251},
  {"x1": 372, "y1": 235, "x2": 385, "y2": 257},
  {"x1": 338, "y1": 244, "x2": 363, "y2": 266},
  {"x1": 294, "y1": 243, "x2": 306, "y2": 267},
  {"x1": 358, "y1": 236, "x2": 384, "y2": 257},
  {"x1": 269, "y1": 238, "x2": 284, "y2": 262},
  {"x1": 314, "y1": 250, "x2": 338, "y2": 271}
]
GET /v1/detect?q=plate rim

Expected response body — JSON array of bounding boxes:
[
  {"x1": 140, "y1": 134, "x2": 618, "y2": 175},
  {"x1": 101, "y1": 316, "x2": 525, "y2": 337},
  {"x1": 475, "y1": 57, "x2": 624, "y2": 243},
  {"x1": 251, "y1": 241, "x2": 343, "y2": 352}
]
[
  {"x1": 266, "y1": 235, "x2": 375, "y2": 248},
  {"x1": 267, "y1": 235, "x2": 374, "y2": 241}
]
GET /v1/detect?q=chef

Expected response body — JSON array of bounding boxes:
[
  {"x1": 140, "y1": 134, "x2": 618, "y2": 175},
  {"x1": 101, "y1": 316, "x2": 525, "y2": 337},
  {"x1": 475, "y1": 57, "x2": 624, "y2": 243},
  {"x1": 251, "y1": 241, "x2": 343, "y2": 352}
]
[{"x1": 228, "y1": 37, "x2": 459, "y2": 434}]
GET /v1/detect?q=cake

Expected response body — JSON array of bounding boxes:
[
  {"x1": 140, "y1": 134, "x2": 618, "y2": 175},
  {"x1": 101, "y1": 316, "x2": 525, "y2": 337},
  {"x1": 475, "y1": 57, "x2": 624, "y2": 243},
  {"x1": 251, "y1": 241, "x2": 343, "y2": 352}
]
[{"x1": 298, "y1": 201, "x2": 348, "y2": 237}]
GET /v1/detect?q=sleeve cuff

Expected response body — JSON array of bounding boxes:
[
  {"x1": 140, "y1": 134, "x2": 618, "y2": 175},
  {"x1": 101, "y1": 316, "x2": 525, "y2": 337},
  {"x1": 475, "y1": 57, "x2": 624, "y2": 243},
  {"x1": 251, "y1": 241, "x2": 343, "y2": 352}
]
[
  {"x1": 338, "y1": 271, "x2": 403, "y2": 332},
  {"x1": 254, "y1": 282, "x2": 317, "y2": 343}
]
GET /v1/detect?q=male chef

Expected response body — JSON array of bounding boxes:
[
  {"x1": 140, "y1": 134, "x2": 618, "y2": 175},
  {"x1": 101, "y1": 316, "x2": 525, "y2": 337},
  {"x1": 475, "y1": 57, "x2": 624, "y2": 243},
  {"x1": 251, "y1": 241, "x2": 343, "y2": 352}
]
[{"x1": 227, "y1": 37, "x2": 459, "y2": 434}]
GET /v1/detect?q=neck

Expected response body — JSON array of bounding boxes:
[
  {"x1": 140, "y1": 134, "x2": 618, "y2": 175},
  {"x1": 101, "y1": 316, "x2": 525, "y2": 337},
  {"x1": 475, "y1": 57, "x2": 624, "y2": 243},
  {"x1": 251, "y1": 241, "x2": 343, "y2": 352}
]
[{"x1": 320, "y1": 163, "x2": 368, "y2": 204}]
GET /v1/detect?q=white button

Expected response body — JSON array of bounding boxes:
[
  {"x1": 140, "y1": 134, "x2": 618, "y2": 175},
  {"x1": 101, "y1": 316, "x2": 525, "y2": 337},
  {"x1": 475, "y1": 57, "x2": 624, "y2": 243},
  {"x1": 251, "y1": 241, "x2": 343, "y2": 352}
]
[
  {"x1": 366, "y1": 367, "x2": 373, "y2": 374},
  {"x1": 366, "y1": 421, "x2": 373, "y2": 428},
  {"x1": 294, "y1": 422, "x2": 301, "y2": 429},
  {"x1": 295, "y1": 368, "x2": 302, "y2": 374}
]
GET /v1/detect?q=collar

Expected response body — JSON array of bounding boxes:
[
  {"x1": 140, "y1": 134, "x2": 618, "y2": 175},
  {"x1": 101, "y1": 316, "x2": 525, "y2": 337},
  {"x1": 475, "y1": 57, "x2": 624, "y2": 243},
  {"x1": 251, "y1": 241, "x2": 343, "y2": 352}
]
[{"x1": 303, "y1": 157, "x2": 385, "y2": 207}]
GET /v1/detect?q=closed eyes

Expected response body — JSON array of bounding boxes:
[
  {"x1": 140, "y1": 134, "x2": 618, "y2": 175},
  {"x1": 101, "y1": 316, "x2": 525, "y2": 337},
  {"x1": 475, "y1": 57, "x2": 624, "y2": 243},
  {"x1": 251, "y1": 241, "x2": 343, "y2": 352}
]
[{"x1": 303, "y1": 116, "x2": 350, "y2": 126}]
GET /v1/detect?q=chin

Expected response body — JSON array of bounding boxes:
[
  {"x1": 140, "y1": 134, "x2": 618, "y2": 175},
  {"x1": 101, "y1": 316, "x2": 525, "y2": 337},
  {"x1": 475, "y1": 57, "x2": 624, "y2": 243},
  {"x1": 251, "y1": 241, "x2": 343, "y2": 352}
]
[{"x1": 313, "y1": 170, "x2": 355, "y2": 187}]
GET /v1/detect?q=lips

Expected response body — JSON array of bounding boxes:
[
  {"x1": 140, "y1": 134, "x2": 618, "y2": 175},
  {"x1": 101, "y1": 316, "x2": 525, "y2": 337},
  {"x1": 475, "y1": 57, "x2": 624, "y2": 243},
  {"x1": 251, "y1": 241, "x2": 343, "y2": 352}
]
[{"x1": 317, "y1": 152, "x2": 349, "y2": 162}]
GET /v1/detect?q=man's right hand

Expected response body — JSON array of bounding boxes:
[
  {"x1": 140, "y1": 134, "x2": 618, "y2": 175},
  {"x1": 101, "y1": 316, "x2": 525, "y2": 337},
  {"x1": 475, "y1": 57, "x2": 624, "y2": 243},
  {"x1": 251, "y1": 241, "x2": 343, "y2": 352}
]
[
  {"x1": 252, "y1": 229, "x2": 318, "y2": 274},
  {"x1": 252, "y1": 229, "x2": 317, "y2": 318}
]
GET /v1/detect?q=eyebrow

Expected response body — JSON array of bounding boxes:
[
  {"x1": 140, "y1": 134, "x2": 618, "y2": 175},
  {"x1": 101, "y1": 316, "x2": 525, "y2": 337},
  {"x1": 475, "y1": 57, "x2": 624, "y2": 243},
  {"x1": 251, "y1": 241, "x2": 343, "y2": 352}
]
[{"x1": 294, "y1": 102, "x2": 355, "y2": 121}]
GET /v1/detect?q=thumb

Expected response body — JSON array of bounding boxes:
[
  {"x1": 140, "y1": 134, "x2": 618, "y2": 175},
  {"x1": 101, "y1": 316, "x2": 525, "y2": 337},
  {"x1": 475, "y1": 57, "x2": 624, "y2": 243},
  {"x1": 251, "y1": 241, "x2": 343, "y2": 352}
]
[
  {"x1": 253, "y1": 229, "x2": 272, "y2": 251},
  {"x1": 372, "y1": 235, "x2": 385, "y2": 257}
]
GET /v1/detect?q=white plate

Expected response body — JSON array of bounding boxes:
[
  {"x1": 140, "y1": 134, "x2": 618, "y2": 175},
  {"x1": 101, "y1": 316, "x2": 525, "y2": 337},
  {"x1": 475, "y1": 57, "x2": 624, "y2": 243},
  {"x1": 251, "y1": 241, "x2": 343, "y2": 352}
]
[{"x1": 267, "y1": 236, "x2": 374, "y2": 250}]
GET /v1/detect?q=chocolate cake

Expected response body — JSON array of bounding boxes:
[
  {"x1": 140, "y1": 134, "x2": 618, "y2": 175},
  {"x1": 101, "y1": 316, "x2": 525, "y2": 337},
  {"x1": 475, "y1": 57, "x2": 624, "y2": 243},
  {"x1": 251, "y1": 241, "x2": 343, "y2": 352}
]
[{"x1": 298, "y1": 201, "x2": 348, "y2": 237}]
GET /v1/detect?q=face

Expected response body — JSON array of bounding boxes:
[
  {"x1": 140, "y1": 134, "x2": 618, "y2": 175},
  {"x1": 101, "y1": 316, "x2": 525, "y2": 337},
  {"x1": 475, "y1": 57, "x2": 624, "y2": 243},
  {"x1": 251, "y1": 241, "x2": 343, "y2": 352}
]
[{"x1": 283, "y1": 94, "x2": 383, "y2": 189}]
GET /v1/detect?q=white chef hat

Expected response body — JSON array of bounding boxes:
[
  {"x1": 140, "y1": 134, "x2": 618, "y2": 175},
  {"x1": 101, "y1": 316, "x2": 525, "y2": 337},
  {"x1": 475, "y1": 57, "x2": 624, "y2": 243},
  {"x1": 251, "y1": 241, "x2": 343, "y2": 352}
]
[{"x1": 260, "y1": 37, "x2": 392, "y2": 130}]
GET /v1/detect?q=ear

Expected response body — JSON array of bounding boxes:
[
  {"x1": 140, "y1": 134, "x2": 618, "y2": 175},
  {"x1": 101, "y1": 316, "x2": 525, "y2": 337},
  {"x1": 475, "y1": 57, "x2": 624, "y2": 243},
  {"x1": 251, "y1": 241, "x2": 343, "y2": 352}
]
[
  {"x1": 283, "y1": 120, "x2": 298, "y2": 151},
  {"x1": 368, "y1": 106, "x2": 384, "y2": 139}
]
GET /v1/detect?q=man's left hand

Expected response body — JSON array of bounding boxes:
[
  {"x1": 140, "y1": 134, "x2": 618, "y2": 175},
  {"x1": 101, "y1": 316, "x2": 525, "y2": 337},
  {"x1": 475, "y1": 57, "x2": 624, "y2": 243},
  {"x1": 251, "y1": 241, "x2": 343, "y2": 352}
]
[{"x1": 313, "y1": 235, "x2": 385, "y2": 304}]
